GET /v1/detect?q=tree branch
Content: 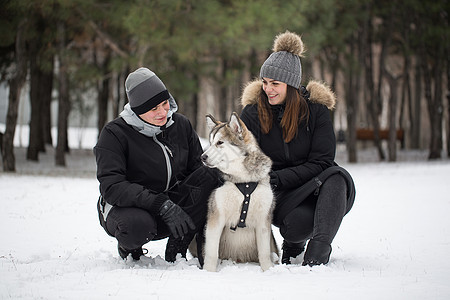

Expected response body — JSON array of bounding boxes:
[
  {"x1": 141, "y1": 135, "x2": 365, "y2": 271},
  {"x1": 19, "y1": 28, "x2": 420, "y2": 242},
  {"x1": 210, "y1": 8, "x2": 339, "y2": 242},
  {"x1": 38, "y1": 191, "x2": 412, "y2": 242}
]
[{"x1": 76, "y1": 8, "x2": 128, "y2": 59}]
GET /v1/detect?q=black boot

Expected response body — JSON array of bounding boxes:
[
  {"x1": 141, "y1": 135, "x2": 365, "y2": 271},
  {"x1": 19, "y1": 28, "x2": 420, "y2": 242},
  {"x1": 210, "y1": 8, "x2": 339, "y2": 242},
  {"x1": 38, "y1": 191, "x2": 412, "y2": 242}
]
[
  {"x1": 302, "y1": 240, "x2": 332, "y2": 266},
  {"x1": 281, "y1": 240, "x2": 306, "y2": 264},
  {"x1": 165, "y1": 231, "x2": 196, "y2": 263},
  {"x1": 118, "y1": 244, "x2": 148, "y2": 260}
]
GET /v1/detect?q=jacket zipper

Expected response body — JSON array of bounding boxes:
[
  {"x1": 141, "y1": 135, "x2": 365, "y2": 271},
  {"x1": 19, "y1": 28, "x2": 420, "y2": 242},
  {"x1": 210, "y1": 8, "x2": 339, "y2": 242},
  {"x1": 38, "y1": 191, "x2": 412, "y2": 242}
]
[
  {"x1": 153, "y1": 135, "x2": 172, "y2": 191},
  {"x1": 283, "y1": 125, "x2": 310, "y2": 161},
  {"x1": 283, "y1": 142, "x2": 290, "y2": 161}
]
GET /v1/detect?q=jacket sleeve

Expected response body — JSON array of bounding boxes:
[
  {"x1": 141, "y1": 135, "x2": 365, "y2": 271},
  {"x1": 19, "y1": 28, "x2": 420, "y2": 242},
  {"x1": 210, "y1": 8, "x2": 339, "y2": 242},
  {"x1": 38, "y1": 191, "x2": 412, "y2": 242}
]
[
  {"x1": 94, "y1": 126, "x2": 167, "y2": 215},
  {"x1": 274, "y1": 104, "x2": 336, "y2": 190}
]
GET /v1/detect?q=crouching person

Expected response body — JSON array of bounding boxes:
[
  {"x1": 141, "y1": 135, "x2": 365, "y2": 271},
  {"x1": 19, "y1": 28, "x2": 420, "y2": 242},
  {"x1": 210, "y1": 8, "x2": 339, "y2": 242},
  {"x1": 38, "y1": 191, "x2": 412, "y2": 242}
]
[
  {"x1": 94, "y1": 67, "x2": 219, "y2": 262},
  {"x1": 240, "y1": 32, "x2": 356, "y2": 266}
]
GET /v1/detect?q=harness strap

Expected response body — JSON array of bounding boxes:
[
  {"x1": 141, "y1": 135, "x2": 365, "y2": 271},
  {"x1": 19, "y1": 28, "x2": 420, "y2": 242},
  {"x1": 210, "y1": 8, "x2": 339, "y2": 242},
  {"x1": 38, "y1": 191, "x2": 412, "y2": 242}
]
[{"x1": 230, "y1": 182, "x2": 258, "y2": 231}]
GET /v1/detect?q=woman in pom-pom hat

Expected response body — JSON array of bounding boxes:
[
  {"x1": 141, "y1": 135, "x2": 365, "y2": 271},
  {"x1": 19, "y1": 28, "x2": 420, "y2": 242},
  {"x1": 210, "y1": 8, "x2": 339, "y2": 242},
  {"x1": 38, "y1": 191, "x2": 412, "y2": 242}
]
[{"x1": 240, "y1": 32, "x2": 356, "y2": 267}]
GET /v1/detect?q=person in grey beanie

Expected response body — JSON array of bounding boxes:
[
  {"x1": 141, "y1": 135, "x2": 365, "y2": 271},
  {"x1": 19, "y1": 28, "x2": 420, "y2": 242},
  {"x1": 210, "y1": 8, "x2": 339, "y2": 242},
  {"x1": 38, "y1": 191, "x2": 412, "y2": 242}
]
[
  {"x1": 240, "y1": 32, "x2": 355, "y2": 266},
  {"x1": 94, "y1": 67, "x2": 220, "y2": 262}
]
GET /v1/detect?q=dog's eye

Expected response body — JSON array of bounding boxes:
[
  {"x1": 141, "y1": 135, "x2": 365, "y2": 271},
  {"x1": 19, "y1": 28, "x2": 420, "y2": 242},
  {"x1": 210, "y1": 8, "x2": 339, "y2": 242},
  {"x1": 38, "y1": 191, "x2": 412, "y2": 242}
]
[{"x1": 216, "y1": 141, "x2": 224, "y2": 146}]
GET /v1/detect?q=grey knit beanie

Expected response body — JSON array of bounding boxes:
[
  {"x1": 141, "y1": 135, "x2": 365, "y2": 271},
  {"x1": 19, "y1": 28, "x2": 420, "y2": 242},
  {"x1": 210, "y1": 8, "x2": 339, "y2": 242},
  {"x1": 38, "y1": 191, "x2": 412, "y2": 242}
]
[
  {"x1": 260, "y1": 31, "x2": 305, "y2": 89},
  {"x1": 125, "y1": 67, "x2": 170, "y2": 114}
]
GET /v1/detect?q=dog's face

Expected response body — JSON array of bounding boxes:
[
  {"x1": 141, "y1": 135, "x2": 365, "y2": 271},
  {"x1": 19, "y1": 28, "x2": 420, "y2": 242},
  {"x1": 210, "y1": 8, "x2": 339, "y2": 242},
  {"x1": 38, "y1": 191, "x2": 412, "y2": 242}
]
[{"x1": 201, "y1": 113, "x2": 248, "y2": 174}]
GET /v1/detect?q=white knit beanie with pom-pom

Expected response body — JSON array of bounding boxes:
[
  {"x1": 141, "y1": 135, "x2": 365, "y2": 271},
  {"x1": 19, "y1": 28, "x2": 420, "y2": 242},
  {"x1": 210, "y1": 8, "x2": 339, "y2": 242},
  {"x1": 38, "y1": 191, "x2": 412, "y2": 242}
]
[{"x1": 260, "y1": 31, "x2": 305, "y2": 89}]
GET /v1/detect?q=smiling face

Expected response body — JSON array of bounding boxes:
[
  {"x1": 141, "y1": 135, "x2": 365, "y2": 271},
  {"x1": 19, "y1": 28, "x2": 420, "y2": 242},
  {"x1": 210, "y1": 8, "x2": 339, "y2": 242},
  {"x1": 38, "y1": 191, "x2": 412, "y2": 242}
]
[
  {"x1": 138, "y1": 99, "x2": 170, "y2": 126},
  {"x1": 262, "y1": 77, "x2": 287, "y2": 105}
]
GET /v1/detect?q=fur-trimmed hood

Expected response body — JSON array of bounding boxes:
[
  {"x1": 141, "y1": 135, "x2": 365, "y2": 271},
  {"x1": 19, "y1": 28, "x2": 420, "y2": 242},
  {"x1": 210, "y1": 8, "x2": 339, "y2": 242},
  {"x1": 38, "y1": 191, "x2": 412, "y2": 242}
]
[{"x1": 241, "y1": 79, "x2": 336, "y2": 110}]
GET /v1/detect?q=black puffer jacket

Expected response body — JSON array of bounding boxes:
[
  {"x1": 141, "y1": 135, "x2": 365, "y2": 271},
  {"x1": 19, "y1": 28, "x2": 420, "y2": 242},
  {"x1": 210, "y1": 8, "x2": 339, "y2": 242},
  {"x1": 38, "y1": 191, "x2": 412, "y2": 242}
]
[
  {"x1": 94, "y1": 113, "x2": 203, "y2": 215},
  {"x1": 240, "y1": 80, "x2": 337, "y2": 190}
]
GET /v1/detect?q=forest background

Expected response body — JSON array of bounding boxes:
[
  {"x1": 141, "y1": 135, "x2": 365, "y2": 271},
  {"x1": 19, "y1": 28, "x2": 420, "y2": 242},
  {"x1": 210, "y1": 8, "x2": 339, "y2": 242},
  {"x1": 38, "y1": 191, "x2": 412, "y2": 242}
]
[{"x1": 0, "y1": 0, "x2": 448, "y2": 172}]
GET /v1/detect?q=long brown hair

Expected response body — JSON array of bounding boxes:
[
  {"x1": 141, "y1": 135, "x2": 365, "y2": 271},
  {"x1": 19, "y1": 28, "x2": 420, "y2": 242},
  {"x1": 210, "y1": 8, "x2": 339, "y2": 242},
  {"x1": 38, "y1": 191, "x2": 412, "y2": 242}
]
[{"x1": 257, "y1": 85, "x2": 309, "y2": 143}]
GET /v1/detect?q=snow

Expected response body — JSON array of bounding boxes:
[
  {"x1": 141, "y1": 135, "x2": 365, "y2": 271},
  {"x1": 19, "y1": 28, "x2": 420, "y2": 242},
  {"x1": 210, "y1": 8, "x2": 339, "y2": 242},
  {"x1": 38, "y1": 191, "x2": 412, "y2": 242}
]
[{"x1": 1, "y1": 129, "x2": 450, "y2": 299}]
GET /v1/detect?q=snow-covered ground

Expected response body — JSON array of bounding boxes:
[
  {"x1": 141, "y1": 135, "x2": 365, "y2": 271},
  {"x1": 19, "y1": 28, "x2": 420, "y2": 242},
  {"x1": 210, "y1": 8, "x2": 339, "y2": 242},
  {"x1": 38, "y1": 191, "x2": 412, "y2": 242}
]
[{"x1": 1, "y1": 127, "x2": 450, "y2": 299}]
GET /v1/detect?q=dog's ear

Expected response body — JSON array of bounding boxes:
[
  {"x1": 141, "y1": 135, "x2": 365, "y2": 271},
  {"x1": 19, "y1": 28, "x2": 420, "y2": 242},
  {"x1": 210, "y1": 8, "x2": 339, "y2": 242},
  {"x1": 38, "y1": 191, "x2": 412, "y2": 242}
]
[
  {"x1": 229, "y1": 112, "x2": 244, "y2": 137},
  {"x1": 206, "y1": 114, "x2": 219, "y2": 130}
]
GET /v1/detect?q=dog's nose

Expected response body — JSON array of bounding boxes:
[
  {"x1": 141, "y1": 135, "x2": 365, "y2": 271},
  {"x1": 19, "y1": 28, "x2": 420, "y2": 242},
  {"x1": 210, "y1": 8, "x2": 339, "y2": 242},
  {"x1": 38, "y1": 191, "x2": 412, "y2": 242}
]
[{"x1": 201, "y1": 154, "x2": 208, "y2": 162}]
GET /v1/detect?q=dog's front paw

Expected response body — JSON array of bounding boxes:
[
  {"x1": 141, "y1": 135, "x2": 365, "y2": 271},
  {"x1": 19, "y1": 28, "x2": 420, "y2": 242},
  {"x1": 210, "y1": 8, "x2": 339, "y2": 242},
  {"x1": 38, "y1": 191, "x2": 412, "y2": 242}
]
[
  {"x1": 202, "y1": 262, "x2": 217, "y2": 272},
  {"x1": 202, "y1": 257, "x2": 218, "y2": 272},
  {"x1": 260, "y1": 261, "x2": 274, "y2": 272}
]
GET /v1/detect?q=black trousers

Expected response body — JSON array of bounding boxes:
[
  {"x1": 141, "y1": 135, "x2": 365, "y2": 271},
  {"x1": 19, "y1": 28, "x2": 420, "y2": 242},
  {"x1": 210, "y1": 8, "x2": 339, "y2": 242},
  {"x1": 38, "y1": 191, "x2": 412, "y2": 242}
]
[
  {"x1": 101, "y1": 166, "x2": 220, "y2": 251},
  {"x1": 273, "y1": 173, "x2": 353, "y2": 245}
]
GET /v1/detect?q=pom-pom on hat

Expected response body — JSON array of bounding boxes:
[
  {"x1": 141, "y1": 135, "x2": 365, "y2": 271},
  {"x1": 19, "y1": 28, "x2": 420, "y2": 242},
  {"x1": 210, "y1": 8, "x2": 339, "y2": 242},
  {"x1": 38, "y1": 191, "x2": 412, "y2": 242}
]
[
  {"x1": 125, "y1": 67, "x2": 170, "y2": 115},
  {"x1": 260, "y1": 31, "x2": 305, "y2": 89}
]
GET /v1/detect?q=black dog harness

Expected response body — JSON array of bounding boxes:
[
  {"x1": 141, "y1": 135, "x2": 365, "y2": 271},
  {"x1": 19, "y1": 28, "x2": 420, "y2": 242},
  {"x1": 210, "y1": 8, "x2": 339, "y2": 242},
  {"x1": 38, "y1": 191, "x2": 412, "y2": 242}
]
[{"x1": 230, "y1": 182, "x2": 258, "y2": 231}]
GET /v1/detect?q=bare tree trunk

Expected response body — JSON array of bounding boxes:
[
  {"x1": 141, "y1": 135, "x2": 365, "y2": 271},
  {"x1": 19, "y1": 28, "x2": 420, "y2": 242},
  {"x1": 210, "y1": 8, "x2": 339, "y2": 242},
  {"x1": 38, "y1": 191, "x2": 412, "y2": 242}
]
[
  {"x1": 399, "y1": 56, "x2": 409, "y2": 150},
  {"x1": 197, "y1": 75, "x2": 219, "y2": 138},
  {"x1": 112, "y1": 67, "x2": 128, "y2": 119},
  {"x1": 191, "y1": 92, "x2": 199, "y2": 130},
  {"x1": 96, "y1": 52, "x2": 111, "y2": 137},
  {"x1": 377, "y1": 4, "x2": 398, "y2": 161},
  {"x1": 1, "y1": 80, "x2": 23, "y2": 171},
  {"x1": 55, "y1": 71, "x2": 70, "y2": 166},
  {"x1": 421, "y1": 43, "x2": 444, "y2": 160},
  {"x1": 219, "y1": 58, "x2": 228, "y2": 122},
  {"x1": 41, "y1": 58, "x2": 54, "y2": 147},
  {"x1": 2, "y1": 20, "x2": 28, "y2": 172},
  {"x1": 176, "y1": 69, "x2": 198, "y2": 129},
  {"x1": 363, "y1": 12, "x2": 385, "y2": 160},
  {"x1": 97, "y1": 74, "x2": 110, "y2": 133},
  {"x1": 27, "y1": 35, "x2": 44, "y2": 161},
  {"x1": 112, "y1": 71, "x2": 121, "y2": 118},
  {"x1": 447, "y1": 90, "x2": 450, "y2": 158},
  {"x1": 55, "y1": 21, "x2": 70, "y2": 166},
  {"x1": 411, "y1": 60, "x2": 422, "y2": 149},
  {"x1": 380, "y1": 3, "x2": 401, "y2": 162},
  {"x1": 322, "y1": 48, "x2": 339, "y2": 130},
  {"x1": 346, "y1": 34, "x2": 358, "y2": 163},
  {"x1": 220, "y1": 62, "x2": 242, "y2": 119},
  {"x1": 430, "y1": 44, "x2": 444, "y2": 159},
  {"x1": 196, "y1": 56, "x2": 220, "y2": 138},
  {"x1": 384, "y1": 71, "x2": 400, "y2": 161},
  {"x1": 230, "y1": 69, "x2": 245, "y2": 115},
  {"x1": 447, "y1": 57, "x2": 450, "y2": 158},
  {"x1": 398, "y1": 10, "x2": 413, "y2": 150},
  {"x1": 403, "y1": 55, "x2": 413, "y2": 149}
]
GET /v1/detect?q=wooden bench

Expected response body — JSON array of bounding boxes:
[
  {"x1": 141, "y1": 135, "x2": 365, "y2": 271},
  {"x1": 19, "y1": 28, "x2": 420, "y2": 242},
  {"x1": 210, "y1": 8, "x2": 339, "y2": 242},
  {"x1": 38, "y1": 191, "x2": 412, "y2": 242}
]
[{"x1": 356, "y1": 128, "x2": 405, "y2": 147}]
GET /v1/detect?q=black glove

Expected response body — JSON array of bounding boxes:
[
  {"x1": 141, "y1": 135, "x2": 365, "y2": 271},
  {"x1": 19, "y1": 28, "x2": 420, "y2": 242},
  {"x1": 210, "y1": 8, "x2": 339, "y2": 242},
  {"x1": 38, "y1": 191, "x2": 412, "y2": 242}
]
[
  {"x1": 269, "y1": 170, "x2": 280, "y2": 191},
  {"x1": 159, "y1": 200, "x2": 195, "y2": 239}
]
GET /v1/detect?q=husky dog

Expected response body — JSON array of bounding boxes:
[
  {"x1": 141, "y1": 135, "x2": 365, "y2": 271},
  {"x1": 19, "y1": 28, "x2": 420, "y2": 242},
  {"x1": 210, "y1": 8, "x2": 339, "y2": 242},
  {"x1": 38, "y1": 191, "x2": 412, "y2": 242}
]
[{"x1": 200, "y1": 112, "x2": 278, "y2": 272}]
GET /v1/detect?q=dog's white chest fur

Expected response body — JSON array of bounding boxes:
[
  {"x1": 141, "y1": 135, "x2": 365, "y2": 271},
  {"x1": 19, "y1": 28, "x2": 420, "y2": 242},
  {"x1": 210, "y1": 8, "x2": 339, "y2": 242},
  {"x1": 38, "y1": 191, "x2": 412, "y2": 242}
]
[
  {"x1": 213, "y1": 182, "x2": 272, "y2": 229},
  {"x1": 203, "y1": 181, "x2": 277, "y2": 271}
]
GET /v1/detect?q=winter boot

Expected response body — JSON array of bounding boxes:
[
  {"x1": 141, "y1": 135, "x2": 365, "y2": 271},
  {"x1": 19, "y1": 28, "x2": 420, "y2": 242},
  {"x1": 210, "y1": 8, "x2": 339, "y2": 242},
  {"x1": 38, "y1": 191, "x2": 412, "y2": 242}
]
[
  {"x1": 302, "y1": 240, "x2": 332, "y2": 266},
  {"x1": 165, "y1": 231, "x2": 196, "y2": 263},
  {"x1": 118, "y1": 244, "x2": 148, "y2": 260},
  {"x1": 281, "y1": 240, "x2": 306, "y2": 264}
]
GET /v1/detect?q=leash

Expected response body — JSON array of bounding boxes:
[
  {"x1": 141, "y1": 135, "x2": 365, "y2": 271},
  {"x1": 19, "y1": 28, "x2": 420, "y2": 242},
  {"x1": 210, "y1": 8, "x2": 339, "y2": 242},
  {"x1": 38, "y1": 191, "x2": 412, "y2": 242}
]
[{"x1": 230, "y1": 182, "x2": 258, "y2": 231}]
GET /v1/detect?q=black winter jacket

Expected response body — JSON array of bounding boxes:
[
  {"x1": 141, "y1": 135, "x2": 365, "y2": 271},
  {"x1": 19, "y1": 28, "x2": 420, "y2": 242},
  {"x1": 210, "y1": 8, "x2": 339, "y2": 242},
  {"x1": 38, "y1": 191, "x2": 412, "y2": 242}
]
[
  {"x1": 240, "y1": 80, "x2": 337, "y2": 190},
  {"x1": 94, "y1": 113, "x2": 203, "y2": 215}
]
